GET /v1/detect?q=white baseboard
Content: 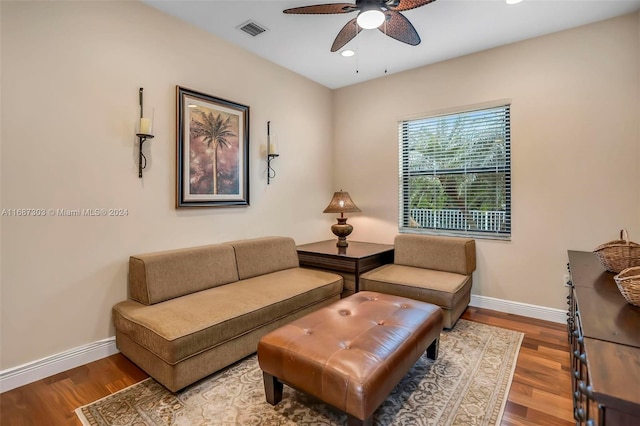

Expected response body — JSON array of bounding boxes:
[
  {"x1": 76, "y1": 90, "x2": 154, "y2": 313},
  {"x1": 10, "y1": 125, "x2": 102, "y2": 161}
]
[
  {"x1": 470, "y1": 294, "x2": 567, "y2": 324},
  {"x1": 0, "y1": 296, "x2": 566, "y2": 393},
  {"x1": 0, "y1": 337, "x2": 118, "y2": 393}
]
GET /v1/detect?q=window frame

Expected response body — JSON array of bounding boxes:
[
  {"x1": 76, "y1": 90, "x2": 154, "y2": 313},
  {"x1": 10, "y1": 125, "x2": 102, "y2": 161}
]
[{"x1": 398, "y1": 102, "x2": 512, "y2": 240}]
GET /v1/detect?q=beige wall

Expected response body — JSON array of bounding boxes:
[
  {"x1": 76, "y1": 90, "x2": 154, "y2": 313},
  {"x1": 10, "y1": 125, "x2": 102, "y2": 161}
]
[
  {"x1": 333, "y1": 12, "x2": 640, "y2": 310},
  {"x1": 1, "y1": 1, "x2": 639, "y2": 374},
  {"x1": 0, "y1": 1, "x2": 334, "y2": 369}
]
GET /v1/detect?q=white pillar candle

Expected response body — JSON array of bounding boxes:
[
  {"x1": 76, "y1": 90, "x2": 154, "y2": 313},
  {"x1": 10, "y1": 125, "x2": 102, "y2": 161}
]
[
  {"x1": 268, "y1": 141, "x2": 278, "y2": 156},
  {"x1": 139, "y1": 118, "x2": 152, "y2": 135}
]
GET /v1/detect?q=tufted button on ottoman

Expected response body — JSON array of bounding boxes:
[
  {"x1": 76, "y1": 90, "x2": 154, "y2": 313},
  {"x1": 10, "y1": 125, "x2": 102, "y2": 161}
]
[{"x1": 257, "y1": 291, "x2": 443, "y2": 426}]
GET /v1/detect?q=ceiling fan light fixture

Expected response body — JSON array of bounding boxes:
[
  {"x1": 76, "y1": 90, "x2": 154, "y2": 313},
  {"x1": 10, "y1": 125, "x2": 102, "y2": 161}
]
[
  {"x1": 356, "y1": 6, "x2": 385, "y2": 29},
  {"x1": 341, "y1": 49, "x2": 355, "y2": 57}
]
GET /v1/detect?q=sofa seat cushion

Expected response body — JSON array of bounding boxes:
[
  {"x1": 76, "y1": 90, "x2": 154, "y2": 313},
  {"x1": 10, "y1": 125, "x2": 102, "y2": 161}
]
[
  {"x1": 113, "y1": 268, "x2": 342, "y2": 365},
  {"x1": 360, "y1": 264, "x2": 470, "y2": 308}
]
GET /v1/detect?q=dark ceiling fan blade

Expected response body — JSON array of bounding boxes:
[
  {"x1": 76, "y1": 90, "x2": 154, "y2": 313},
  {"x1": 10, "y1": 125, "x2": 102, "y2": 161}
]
[
  {"x1": 331, "y1": 17, "x2": 361, "y2": 52},
  {"x1": 379, "y1": 10, "x2": 421, "y2": 46},
  {"x1": 389, "y1": 0, "x2": 436, "y2": 12},
  {"x1": 283, "y1": 3, "x2": 358, "y2": 14}
]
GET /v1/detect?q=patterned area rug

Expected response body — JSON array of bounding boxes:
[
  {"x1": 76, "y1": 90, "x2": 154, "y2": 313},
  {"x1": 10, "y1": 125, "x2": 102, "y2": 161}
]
[{"x1": 76, "y1": 319, "x2": 523, "y2": 426}]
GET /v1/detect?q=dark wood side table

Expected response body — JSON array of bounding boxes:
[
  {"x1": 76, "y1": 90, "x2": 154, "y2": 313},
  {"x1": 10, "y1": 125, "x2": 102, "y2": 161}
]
[{"x1": 297, "y1": 240, "x2": 394, "y2": 298}]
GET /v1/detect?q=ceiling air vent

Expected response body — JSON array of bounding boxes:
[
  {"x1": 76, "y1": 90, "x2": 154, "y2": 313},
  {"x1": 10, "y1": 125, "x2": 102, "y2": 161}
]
[{"x1": 237, "y1": 20, "x2": 268, "y2": 37}]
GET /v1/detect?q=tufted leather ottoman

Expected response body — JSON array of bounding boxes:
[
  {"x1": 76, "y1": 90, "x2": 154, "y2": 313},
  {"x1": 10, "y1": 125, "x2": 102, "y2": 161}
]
[{"x1": 257, "y1": 291, "x2": 443, "y2": 426}]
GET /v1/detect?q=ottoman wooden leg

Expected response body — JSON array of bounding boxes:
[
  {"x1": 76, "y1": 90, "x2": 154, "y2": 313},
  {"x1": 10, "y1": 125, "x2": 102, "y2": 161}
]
[
  {"x1": 426, "y1": 337, "x2": 439, "y2": 360},
  {"x1": 263, "y1": 372, "x2": 283, "y2": 405},
  {"x1": 347, "y1": 413, "x2": 372, "y2": 426}
]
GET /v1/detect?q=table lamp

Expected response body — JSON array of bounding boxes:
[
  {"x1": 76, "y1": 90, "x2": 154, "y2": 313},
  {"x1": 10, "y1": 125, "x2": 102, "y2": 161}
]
[{"x1": 323, "y1": 190, "x2": 361, "y2": 247}]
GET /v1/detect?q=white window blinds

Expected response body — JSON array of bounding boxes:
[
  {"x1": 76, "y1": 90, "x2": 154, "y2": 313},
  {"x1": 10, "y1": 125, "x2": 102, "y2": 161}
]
[{"x1": 399, "y1": 104, "x2": 511, "y2": 239}]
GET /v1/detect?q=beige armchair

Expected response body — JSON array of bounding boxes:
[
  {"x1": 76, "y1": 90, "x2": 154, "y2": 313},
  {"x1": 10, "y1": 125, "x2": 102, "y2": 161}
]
[{"x1": 360, "y1": 234, "x2": 476, "y2": 328}]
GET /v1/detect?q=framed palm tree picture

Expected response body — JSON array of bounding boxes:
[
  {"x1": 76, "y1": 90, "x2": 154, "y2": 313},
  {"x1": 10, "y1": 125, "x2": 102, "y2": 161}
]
[{"x1": 176, "y1": 86, "x2": 249, "y2": 207}]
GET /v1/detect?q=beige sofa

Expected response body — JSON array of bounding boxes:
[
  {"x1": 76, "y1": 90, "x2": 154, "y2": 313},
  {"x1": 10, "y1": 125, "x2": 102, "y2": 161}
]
[
  {"x1": 360, "y1": 234, "x2": 476, "y2": 329},
  {"x1": 112, "y1": 236, "x2": 343, "y2": 392}
]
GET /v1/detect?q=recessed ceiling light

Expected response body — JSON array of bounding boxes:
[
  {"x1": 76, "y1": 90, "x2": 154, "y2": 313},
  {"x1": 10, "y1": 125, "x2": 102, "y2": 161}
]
[
  {"x1": 506, "y1": 0, "x2": 523, "y2": 4},
  {"x1": 341, "y1": 50, "x2": 355, "y2": 57}
]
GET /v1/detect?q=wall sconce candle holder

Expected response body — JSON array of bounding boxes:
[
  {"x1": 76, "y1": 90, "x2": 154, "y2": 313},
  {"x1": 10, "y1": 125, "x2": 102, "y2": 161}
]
[
  {"x1": 136, "y1": 87, "x2": 154, "y2": 178},
  {"x1": 267, "y1": 120, "x2": 279, "y2": 184}
]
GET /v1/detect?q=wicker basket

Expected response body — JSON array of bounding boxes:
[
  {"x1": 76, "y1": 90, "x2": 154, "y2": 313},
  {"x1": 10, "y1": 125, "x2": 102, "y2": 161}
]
[
  {"x1": 614, "y1": 267, "x2": 640, "y2": 307},
  {"x1": 593, "y1": 229, "x2": 640, "y2": 273}
]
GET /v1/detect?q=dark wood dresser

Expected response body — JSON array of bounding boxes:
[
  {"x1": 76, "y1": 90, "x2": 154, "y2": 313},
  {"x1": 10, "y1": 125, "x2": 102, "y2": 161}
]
[{"x1": 567, "y1": 251, "x2": 640, "y2": 426}]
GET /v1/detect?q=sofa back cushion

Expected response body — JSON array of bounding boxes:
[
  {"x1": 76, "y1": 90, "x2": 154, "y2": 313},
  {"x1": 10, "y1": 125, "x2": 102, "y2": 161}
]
[
  {"x1": 228, "y1": 236, "x2": 299, "y2": 280},
  {"x1": 394, "y1": 234, "x2": 476, "y2": 275},
  {"x1": 129, "y1": 244, "x2": 239, "y2": 305}
]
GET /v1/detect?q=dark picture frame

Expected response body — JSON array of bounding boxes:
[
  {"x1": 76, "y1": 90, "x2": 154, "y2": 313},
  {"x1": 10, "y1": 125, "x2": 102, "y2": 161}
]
[{"x1": 176, "y1": 86, "x2": 249, "y2": 208}]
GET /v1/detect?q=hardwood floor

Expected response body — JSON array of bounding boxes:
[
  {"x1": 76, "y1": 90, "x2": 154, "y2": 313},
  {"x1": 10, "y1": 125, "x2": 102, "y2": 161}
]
[
  {"x1": 0, "y1": 307, "x2": 574, "y2": 425},
  {"x1": 462, "y1": 307, "x2": 574, "y2": 426}
]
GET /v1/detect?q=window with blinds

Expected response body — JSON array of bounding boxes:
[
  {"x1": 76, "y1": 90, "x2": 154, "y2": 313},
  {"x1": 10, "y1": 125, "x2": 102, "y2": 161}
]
[{"x1": 399, "y1": 104, "x2": 511, "y2": 239}]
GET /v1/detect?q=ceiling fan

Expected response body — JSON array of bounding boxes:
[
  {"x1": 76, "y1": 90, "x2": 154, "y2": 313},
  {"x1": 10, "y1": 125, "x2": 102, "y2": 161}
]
[{"x1": 283, "y1": 0, "x2": 437, "y2": 52}]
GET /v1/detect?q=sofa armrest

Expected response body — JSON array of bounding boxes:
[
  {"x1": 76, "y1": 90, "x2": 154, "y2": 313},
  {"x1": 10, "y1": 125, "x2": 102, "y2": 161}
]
[{"x1": 394, "y1": 234, "x2": 476, "y2": 275}]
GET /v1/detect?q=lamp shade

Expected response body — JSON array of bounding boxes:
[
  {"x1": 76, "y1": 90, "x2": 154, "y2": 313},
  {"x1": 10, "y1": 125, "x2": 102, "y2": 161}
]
[{"x1": 323, "y1": 191, "x2": 361, "y2": 214}]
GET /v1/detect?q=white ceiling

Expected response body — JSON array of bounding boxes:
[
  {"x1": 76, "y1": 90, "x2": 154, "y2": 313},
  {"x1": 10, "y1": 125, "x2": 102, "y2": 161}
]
[{"x1": 144, "y1": 0, "x2": 640, "y2": 89}]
